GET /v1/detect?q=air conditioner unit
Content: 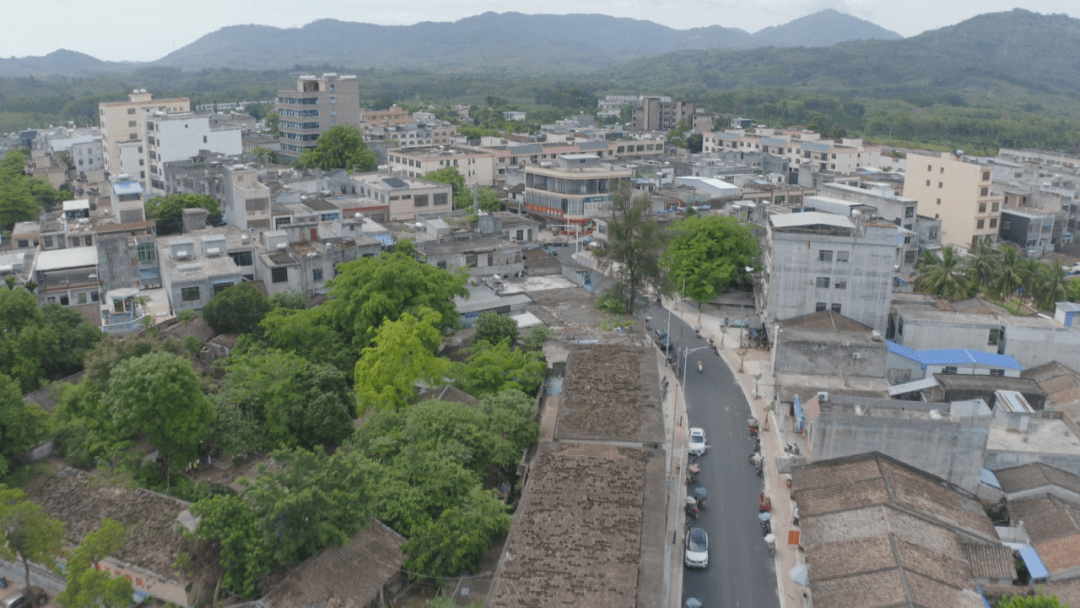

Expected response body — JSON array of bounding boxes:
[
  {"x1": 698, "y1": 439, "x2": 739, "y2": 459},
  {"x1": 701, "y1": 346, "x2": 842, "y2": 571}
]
[
  {"x1": 852, "y1": 353, "x2": 861, "y2": 360},
  {"x1": 276, "y1": 243, "x2": 287, "y2": 251},
  {"x1": 205, "y1": 247, "x2": 222, "y2": 257},
  {"x1": 175, "y1": 251, "x2": 190, "y2": 261},
  {"x1": 816, "y1": 392, "x2": 828, "y2": 402}
]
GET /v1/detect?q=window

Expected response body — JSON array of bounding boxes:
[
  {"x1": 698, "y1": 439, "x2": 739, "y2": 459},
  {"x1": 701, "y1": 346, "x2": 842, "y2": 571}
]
[
  {"x1": 815, "y1": 277, "x2": 830, "y2": 288},
  {"x1": 465, "y1": 254, "x2": 478, "y2": 268},
  {"x1": 940, "y1": 167, "x2": 945, "y2": 174},
  {"x1": 897, "y1": 317, "x2": 904, "y2": 336},
  {"x1": 127, "y1": 108, "x2": 136, "y2": 115},
  {"x1": 905, "y1": 207, "x2": 915, "y2": 218},
  {"x1": 942, "y1": 366, "x2": 958, "y2": 375},
  {"x1": 990, "y1": 218, "x2": 997, "y2": 228},
  {"x1": 979, "y1": 203, "x2": 987, "y2": 213},
  {"x1": 904, "y1": 250, "x2": 917, "y2": 264},
  {"x1": 137, "y1": 242, "x2": 156, "y2": 263},
  {"x1": 904, "y1": 236, "x2": 912, "y2": 244},
  {"x1": 926, "y1": 180, "x2": 931, "y2": 186},
  {"x1": 1003, "y1": 221, "x2": 1011, "y2": 231},
  {"x1": 989, "y1": 369, "x2": 1005, "y2": 377},
  {"x1": 936, "y1": 198, "x2": 941, "y2": 206},
  {"x1": 988, "y1": 328, "x2": 1000, "y2": 345},
  {"x1": 992, "y1": 202, "x2": 999, "y2": 212},
  {"x1": 313, "y1": 268, "x2": 324, "y2": 281},
  {"x1": 831, "y1": 303, "x2": 842, "y2": 313},
  {"x1": 213, "y1": 282, "x2": 233, "y2": 295},
  {"x1": 414, "y1": 194, "x2": 429, "y2": 207},
  {"x1": 818, "y1": 250, "x2": 833, "y2": 262},
  {"x1": 181, "y1": 286, "x2": 200, "y2": 302},
  {"x1": 982, "y1": 171, "x2": 991, "y2": 181},
  {"x1": 977, "y1": 219, "x2": 985, "y2": 229},
  {"x1": 128, "y1": 120, "x2": 136, "y2": 127},
  {"x1": 271, "y1": 267, "x2": 289, "y2": 283},
  {"x1": 78, "y1": 293, "x2": 87, "y2": 304},
  {"x1": 229, "y1": 251, "x2": 253, "y2": 266},
  {"x1": 60, "y1": 295, "x2": 70, "y2": 306},
  {"x1": 43, "y1": 236, "x2": 53, "y2": 248},
  {"x1": 815, "y1": 302, "x2": 827, "y2": 312},
  {"x1": 938, "y1": 182, "x2": 943, "y2": 189},
  {"x1": 91, "y1": 291, "x2": 99, "y2": 303},
  {"x1": 981, "y1": 187, "x2": 989, "y2": 197},
  {"x1": 836, "y1": 251, "x2": 850, "y2": 262},
  {"x1": 835, "y1": 279, "x2": 847, "y2": 290},
  {"x1": 927, "y1": 164, "x2": 932, "y2": 171},
  {"x1": 433, "y1": 192, "x2": 449, "y2": 207}
]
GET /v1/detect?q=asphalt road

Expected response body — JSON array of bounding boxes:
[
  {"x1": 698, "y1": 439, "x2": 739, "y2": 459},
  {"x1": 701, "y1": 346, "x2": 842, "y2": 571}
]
[{"x1": 643, "y1": 302, "x2": 781, "y2": 608}]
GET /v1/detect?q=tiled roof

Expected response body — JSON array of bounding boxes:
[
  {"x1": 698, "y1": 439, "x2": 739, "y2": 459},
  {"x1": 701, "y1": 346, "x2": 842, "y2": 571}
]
[
  {"x1": 1035, "y1": 534, "x2": 1080, "y2": 574},
  {"x1": 995, "y1": 462, "x2": 1080, "y2": 495},
  {"x1": 262, "y1": 518, "x2": 404, "y2": 608},
  {"x1": 961, "y1": 544, "x2": 1016, "y2": 581}
]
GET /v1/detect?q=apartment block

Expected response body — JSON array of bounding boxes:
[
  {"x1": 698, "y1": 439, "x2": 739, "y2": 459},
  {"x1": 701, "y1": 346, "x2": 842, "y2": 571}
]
[
  {"x1": 523, "y1": 154, "x2": 632, "y2": 226},
  {"x1": 704, "y1": 129, "x2": 881, "y2": 186},
  {"x1": 99, "y1": 90, "x2": 190, "y2": 184},
  {"x1": 387, "y1": 147, "x2": 496, "y2": 186},
  {"x1": 999, "y1": 206, "x2": 1056, "y2": 256},
  {"x1": 144, "y1": 112, "x2": 242, "y2": 194},
  {"x1": 276, "y1": 74, "x2": 361, "y2": 161},
  {"x1": 762, "y1": 212, "x2": 896, "y2": 333},
  {"x1": 632, "y1": 97, "x2": 696, "y2": 132},
  {"x1": 902, "y1": 152, "x2": 1003, "y2": 248},
  {"x1": 349, "y1": 172, "x2": 452, "y2": 221}
]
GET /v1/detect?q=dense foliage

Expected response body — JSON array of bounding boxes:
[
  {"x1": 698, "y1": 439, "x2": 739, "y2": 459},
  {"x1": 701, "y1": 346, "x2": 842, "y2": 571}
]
[
  {"x1": 0, "y1": 287, "x2": 101, "y2": 393},
  {"x1": 294, "y1": 125, "x2": 376, "y2": 172},
  {"x1": 594, "y1": 187, "x2": 670, "y2": 313},
  {"x1": 473, "y1": 311, "x2": 519, "y2": 347},
  {"x1": 662, "y1": 215, "x2": 760, "y2": 304},
  {"x1": 0, "y1": 150, "x2": 72, "y2": 230},
  {"x1": 144, "y1": 193, "x2": 222, "y2": 235},
  {"x1": 201, "y1": 282, "x2": 272, "y2": 336}
]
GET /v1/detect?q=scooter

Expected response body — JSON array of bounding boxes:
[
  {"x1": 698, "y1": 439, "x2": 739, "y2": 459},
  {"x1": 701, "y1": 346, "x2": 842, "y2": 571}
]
[
  {"x1": 764, "y1": 533, "x2": 777, "y2": 557},
  {"x1": 697, "y1": 360, "x2": 703, "y2": 373},
  {"x1": 785, "y1": 444, "x2": 801, "y2": 456}
]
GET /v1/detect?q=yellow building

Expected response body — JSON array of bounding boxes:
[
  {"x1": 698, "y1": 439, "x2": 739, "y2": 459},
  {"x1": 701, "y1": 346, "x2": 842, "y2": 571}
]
[
  {"x1": 99, "y1": 90, "x2": 190, "y2": 184},
  {"x1": 902, "y1": 152, "x2": 1002, "y2": 248}
]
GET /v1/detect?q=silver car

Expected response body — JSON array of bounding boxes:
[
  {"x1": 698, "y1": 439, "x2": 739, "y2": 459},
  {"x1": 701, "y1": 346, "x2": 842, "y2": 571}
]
[{"x1": 684, "y1": 526, "x2": 708, "y2": 568}]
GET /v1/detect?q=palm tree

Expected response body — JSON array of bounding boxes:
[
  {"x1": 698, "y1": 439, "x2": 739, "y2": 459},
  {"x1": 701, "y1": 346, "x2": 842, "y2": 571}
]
[
  {"x1": 914, "y1": 249, "x2": 941, "y2": 275},
  {"x1": 1018, "y1": 257, "x2": 1043, "y2": 302},
  {"x1": 996, "y1": 247, "x2": 1025, "y2": 301},
  {"x1": 966, "y1": 239, "x2": 998, "y2": 295},
  {"x1": 1034, "y1": 262, "x2": 1068, "y2": 311},
  {"x1": 1067, "y1": 277, "x2": 1080, "y2": 303},
  {"x1": 915, "y1": 246, "x2": 971, "y2": 301}
]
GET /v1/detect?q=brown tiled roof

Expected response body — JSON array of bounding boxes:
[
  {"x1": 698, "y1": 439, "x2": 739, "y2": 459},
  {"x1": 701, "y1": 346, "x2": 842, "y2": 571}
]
[
  {"x1": 961, "y1": 544, "x2": 1016, "y2": 581},
  {"x1": 780, "y1": 310, "x2": 871, "y2": 332},
  {"x1": 261, "y1": 518, "x2": 404, "y2": 608},
  {"x1": 1043, "y1": 577, "x2": 1080, "y2": 607},
  {"x1": 1035, "y1": 534, "x2": 1080, "y2": 574},
  {"x1": 995, "y1": 462, "x2": 1080, "y2": 495},
  {"x1": 1021, "y1": 505, "x2": 1080, "y2": 545}
]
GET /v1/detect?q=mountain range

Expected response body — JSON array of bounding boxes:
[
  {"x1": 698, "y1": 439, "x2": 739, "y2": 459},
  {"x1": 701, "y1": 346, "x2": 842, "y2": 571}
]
[{"x1": 0, "y1": 9, "x2": 901, "y2": 76}]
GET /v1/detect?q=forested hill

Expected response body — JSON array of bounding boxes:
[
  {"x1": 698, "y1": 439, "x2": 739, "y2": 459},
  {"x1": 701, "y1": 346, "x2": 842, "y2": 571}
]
[
  {"x1": 743, "y1": 9, "x2": 901, "y2": 48},
  {"x1": 605, "y1": 9, "x2": 1080, "y2": 98}
]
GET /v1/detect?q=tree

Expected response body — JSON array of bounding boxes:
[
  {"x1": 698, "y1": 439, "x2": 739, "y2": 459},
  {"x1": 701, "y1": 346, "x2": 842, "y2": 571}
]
[
  {"x1": 966, "y1": 239, "x2": 998, "y2": 295},
  {"x1": 294, "y1": 125, "x2": 376, "y2": 172},
  {"x1": 666, "y1": 119, "x2": 691, "y2": 149},
  {"x1": 144, "y1": 193, "x2": 222, "y2": 235},
  {"x1": 354, "y1": 309, "x2": 449, "y2": 412},
  {"x1": 422, "y1": 166, "x2": 468, "y2": 207},
  {"x1": 249, "y1": 147, "x2": 278, "y2": 164},
  {"x1": 455, "y1": 339, "x2": 546, "y2": 397},
  {"x1": 40, "y1": 303, "x2": 102, "y2": 379},
  {"x1": 915, "y1": 246, "x2": 971, "y2": 301},
  {"x1": 222, "y1": 350, "x2": 355, "y2": 450},
  {"x1": 594, "y1": 186, "x2": 669, "y2": 313},
  {"x1": 201, "y1": 282, "x2": 272, "y2": 335},
  {"x1": 0, "y1": 486, "x2": 66, "y2": 594},
  {"x1": 188, "y1": 494, "x2": 272, "y2": 598},
  {"x1": 0, "y1": 374, "x2": 49, "y2": 477},
  {"x1": 244, "y1": 102, "x2": 270, "y2": 121},
  {"x1": 474, "y1": 311, "x2": 518, "y2": 347},
  {"x1": 478, "y1": 389, "x2": 539, "y2": 471},
  {"x1": 269, "y1": 290, "x2": 309, "y2": 310},
  {"x1": 995, "y1": 589, "x2": 1066, "y2": 608},
  {"x1": 244, "y1": 447, "x2": 367, "y2": 566},
  {"x1": 0, "y1": 151, "x2": 38, "y2": 230},
  {"x1": 0, "y1": 287, "x2": 98, "y2": 393},
  {"x1": 520, "y1": 325, "x2": 555, "y2": 351},
  {"x1": 1034, "y1": 261, "x2": 1068, "y2": 311},
  {"x1": 687, "y1": 133, "x2": 704, "y2": 153},
  {"x1": 254, "y1": 307, "x2": 355, "y2": 373},
  {"x1": 662, "y1": 215, "x2": 759, "y2": 305},
  {"x1": 56, "y1": 519, "x2": 134, "y2": 608},
  {"x1": 107, "y1": 352, "x2": 213, "y2": 488},
  {"x1": 325, "y1": 251, "x2": 468, "y2": 352},
  {"x1": 996, "y1": 247, "x2": 1026, "y2": 301},
  {"x1": 265, "y1": 112, "x2": 280, "y2": 138},
  {"x1": 402, "y1": 485, "x2": 512, "y2": 577}
]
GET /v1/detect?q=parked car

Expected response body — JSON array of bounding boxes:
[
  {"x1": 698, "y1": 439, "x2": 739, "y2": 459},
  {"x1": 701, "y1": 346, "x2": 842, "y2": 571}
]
[
  {"x1": 542, "y1": 244, "x2": 558, "y2": 256},
  {"x1": 684, "y1": 526, "x2": 709, "y2": 568},
  {"x1": 654, "y1": 329, "x2": 672, "y2": 351},
  {"x1": 1, "y1": 586, "x2": 48, "y2": 608},
  {"x1": 551, "y1": 236, "x2": 568, "y2": 247},
  {"x1": 688, "y1": 428, "x2": 707, "y2": 456}
]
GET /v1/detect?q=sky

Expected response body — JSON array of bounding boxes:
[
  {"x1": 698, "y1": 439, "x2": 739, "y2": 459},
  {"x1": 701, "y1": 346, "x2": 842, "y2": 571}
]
[{"x1": 5, "y1": 0, "x2": 1079, "y2": 62}]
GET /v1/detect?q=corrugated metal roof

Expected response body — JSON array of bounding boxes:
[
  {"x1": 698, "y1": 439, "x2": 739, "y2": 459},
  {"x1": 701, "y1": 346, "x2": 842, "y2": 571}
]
[
  {"x1": 888, "y1": 342, "x2": 1022, "y2": 370},
  {"x1": 509, "y1": 144, "x2": 543, "y2": 155},
  {"x1": 761, "y1": 137, "x2": 787, "y2": 146},
  {"x1": 887, "y1": 377, "x2": 939, "y2": 396},
  {"x1": 112, "y1": 181, "x2": 143, "y2": 196},
  {"x1": 62, "y1": 199, "x2": 90, "y2": 211},
  {"x1": 34, "y1": 246, "x2": 98, "y2": 271},
  {"x1": 920, "y1": 349, "x2": 979, "y2": 365},
  {"x1": 382, "y1": 177, "x2": 408, "y2": 188},
  {"x1": 1058, "y1": 302, "x2": 1080, "y2": 312},
  {"x1": 968, "y1": 351, "x2": 1023, "y2": 370},
  {"x1": 1020, "y1": 547, "x2": 1051, "y2": 579},
  {"x1": 769, "y1": 212, "x2": 854, "y2": 230},
  {"x1": 980, "y1": 468, "x2": 1001, "y2": 489}
]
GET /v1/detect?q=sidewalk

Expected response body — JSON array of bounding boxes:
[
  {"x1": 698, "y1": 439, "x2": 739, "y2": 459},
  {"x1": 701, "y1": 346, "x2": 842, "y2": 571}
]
[
  {"x1": 657, "y1": 345, "x2": 688, "y2": 608},
  {"x1": 667, "y1": 300, "x2": 809, "y2": 608}
]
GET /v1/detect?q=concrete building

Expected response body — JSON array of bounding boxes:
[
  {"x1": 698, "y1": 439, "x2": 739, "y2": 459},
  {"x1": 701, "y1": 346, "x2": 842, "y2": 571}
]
[
  {"x1": 144, "y1": 112, "x2": 242, "y2": 195},
  {"x1": 275, "y1": 74, "x2": 361, "y2": 161},
  {"x1": 902, "y1": 152, "x2": 1003, "y2": 248},
  {"x1": 818, "y1": 182, "x2": 919, "y2": 229},
  {"x1": 999, "y1": 206, "x2": 1056, "y2": 257},
  {"x1": 417, "y1": 236, "x2": 523, "y2": 278},
  {"x1": 804, "y1": 396, "x2": 992, "y2": 493},
  {"x1": 250, "y1": 223, "x2": 381, "y2": 298},
  {"x1": 772, "y1": 310, "x2": 887, "y2": 379},
  {"x1": 156, "y1": 231, "x2": 244, "y2": 312},
  {"x1": 886, "y1": 342, "x2": 1022, "y2": 386},
  {"x1": 386, "y1": 146, "x2": 496, "y2": 186},
  {"x1": 364, "y1": 120, "x2": 458, "y2": 149},
  {"x1": 632, "y1": 97, "x2": 695, "y2": 132},
  {"x1": 703, "y1": 128, "x2": 882, "y2": 186},
  {"x1": 762, "y1": 212, "x2": 896, "y2": 334},
  {"x1": 99, "y1": 90, "x2": 190, "y2": 184},
  {"x1": 523, "y1": 154, "x2": 632, "y2": 227},
  {"x1": 349, "y1": 172, "x2": 452, "y2": 221},
  {"x1": 31, "y1": 247, "x2": 101, "y2": 323},
  {"x1": 361, "y1": 105, "x2": 408, "y2": 125}
]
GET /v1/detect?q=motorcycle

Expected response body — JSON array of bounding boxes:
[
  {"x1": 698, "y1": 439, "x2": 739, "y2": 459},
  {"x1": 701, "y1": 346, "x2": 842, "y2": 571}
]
[
  {"x1": 764, "y1": 533, "x2": 777, "y2": 557},
  {"x1": 697, "y1": 360, "x2": 703, "y2": 373}
]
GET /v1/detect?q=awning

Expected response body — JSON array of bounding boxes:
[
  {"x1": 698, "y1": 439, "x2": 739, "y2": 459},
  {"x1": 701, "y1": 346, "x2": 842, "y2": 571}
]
[
  {"x1": 372, "y1": 234, "x2": 396, "y2": 247},
  {"x1": 887, "y1": 377, "x2": 939, "y2": 396},
  {"x1": 794, "y1": 394, "x2": 804, "y2": 432},
  {"x1": 980, "y1": 468, "x2": 1002, "y2": 490},
  {"x1": 1019, "y1": 547, "x2": 1050, "y2": 580}
]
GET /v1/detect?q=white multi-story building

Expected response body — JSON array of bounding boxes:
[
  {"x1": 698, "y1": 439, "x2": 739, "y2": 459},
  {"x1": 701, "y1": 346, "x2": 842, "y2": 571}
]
[
  {"x1": 703, "y1": 128, "x2": 882, "y2": 186},
  {"x1": 99, "y1": 90, "x2": 190, "y2": 185},
  {"x1": 144, "y1": 112, "x2": 242, "y2": 195}
]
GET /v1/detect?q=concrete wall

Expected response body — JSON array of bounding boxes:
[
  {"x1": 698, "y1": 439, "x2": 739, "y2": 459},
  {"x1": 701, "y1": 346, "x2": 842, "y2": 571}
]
[
  {"x1": 808, "y1": 412, "x2": 991, "y2": 492},
  {"x1": 95, "y1": 233, "x2": 143, "y2": 292},
  {"x1": 893, "y1": 314, "x2": 1001, "y2": 353},
  {"x1": 1003, "y1": 321, "x2": 1080, "y2": 371},
  {"x1": 773, "y1": 337, "x2": 886, "y2": 377}
]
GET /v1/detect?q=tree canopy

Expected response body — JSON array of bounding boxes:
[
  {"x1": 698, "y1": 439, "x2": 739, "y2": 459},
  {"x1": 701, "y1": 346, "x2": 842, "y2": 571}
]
[
  {"x1": 474, "y1": 311, "x2": 518, "y2": 347},
  {"x1": 995, "y1": 589, "x2": 1066, "y2": 608},
  {"x1": 201, "y1": 282, "x2": 272, "y2": 335},
  {"x1": 422, "y1": 166, "x2": 502, "y2": 212},
  {"x1": 294, "y1": 125, "x2": 376, "y2": 172},
  {"x1": 354, "y1": 308, "x2": 449, "y2": 412},
  {"x1": 594, "y1": 186, "x2": 669, "y2": 313},
  {"x1": 0, "y1": 485, "x2": 66, "y2": 594},
  {"x1": 0, "y1": 374, "x2": 49, "y2": 477},
  {"x1": 144, "y1": 193, "x2": 222, "y2": 235},
  {"x1": 662, "y1": 215, "x2": 759, "y2": 304},
  {"x1": 57, "y1": 519, "x2": 134, "y2": 608},
  {"x1": 0, "y1": 287, "x2": 100, "y2": 393}
]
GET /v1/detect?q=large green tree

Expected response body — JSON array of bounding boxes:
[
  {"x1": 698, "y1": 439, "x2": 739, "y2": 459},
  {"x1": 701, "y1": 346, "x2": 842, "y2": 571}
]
[
  {"x1": 201, "y1": 282, "x2": 272, "y2": 335},
  {"x1": 222, "y1": 350, "x2": 356, "y2": 450},
  {"x1": 56, "y1": 519, "x2": 134, "y2": 608},
  {"x1": 422, "y1": 166, "x2": 502, "y2": 211},
  {"x1": 354, "y1": 308, "x2": 449, "y2": 412},
  {"x1": 995, "y1": 589, "x2": 1066, "y2": 608},
  {"x1": 0, "y1": 151, "x2": 38, "y2": 230},
  {"x1": 107, "y1": 352, "x2": 213, "y2": 488},
  {"x1": 188, "y1": 494, "x2": 272, "y2": 598},
  {"x1": 473, "y1": 311, "x2": 518, "y2": 347},
  {"x1": 996, "y1": 247, "x2": 1026, "y2": 301},
  {"x1": 401, "y1": 485, "x2": 512, "y2": 577},
  {"x1": 915, "y1": 246, "x2": 971, "y2": 301},
  {"x1": 0, "y1": 287, "x2": 100, "y2": 393},
  {"x1": 0, "y1": 374, "x2": 49, "y2": 477},
  {"x1": 294, "y1": 125, "x2": 376, "y2": 172},
  {"x1": 0, "y1": 485, "x2": 66, "y2": 594},
  {"x1": 662, "y1": 215, "x2": 759, "y2": 305},
  {"x1": 1034, "y1": 261, "x2": 1069, "y2": 311},
  {"x1": 144, "y1": 193, "x2": 222, "y2": 235},
  {"x1": 965, "y1": 239, "x2": 998, "y2": 295},
  {"x1": 594, "y1": 186, "x2": 669, "y2": 313},
  {"x1": 454, "y1": 339, "x2": 546, "y2": 397}
]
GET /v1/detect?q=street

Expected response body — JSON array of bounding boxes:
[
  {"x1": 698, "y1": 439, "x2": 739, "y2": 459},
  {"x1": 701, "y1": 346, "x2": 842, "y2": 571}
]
[{"x1": 644, "y1": 301, "x2": 780, "y2": 608}]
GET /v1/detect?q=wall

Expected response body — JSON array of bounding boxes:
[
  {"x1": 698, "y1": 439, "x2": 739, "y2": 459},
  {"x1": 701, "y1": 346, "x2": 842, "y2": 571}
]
[
  {"x1": 902, "y1": 153, "x2": 1001, "y2": 248},
  {"x1": 95, "y1": 233, "x2": 143, "y2": 292},
  {"x1": 893, "y1": 314, "x2": 1001, "y2": 353},
  {"x1": 808, "y1": 411, "x2": 991, "y2": 492},
  {"x1": 773, "y1": 336, "x2": 886, "y2": 377},
  {"x1": 1003, "y1": 321, "x2": 1080, "y2": 371}
]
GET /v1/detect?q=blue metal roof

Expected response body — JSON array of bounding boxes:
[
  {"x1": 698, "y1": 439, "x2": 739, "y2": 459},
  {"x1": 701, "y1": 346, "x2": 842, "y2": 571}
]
[
  {"x1": 373, "y1": 234, "x2": 396, "y2": 247},
  {"x1": 980, "y1": 468, "x2": 1002, "y2": 489},
  {"x1": 113, "y1": 181, "x2": 143, "y2": 196},
  {"x1": 886, "y1": 341, "x2": 1021, "y2": 370},
  {"x1": 1019, "y1": 547, "x2": 1050, "y2": 580}
]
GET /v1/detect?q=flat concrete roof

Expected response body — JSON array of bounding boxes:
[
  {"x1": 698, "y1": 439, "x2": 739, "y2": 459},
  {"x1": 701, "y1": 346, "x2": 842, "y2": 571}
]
[
  {"x1": 35, "y1": 246, "x2": 98, "y2": 271},
  {"x1": 987, "y1": 417, "x2": 1080, "y2": 455}
]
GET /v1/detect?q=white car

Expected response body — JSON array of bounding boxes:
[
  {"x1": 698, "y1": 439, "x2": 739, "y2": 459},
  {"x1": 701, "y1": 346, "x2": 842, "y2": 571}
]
[
  {"x1": 684, "y1": 526, "x2": 709, "y2": 568},
  {"x1": 688, "y1": 427, "x2": 707, "y2": 456}
]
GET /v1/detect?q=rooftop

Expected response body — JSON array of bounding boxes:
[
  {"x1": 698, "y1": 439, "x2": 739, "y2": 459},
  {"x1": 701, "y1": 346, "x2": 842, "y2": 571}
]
[
  {"x1": 886, "y1": 342, "x2": 1022, "y2": 370},
  {"x1": 34, "y1": 246, "x2": 98, "y2": 271},
  {"x1": 422, "y1": 236, "x2": 519, "y2": 255},
  {"x1": 995, "y1": 462, "x2": 1080, "y2": 496},
  {"x1": 1008, "y1": 494, "x2": 1080, "y2": 574},
  {"x1": 986, "y1": 416, "x2": 1080, "y2": 455},
  {"x1": 557, "y1": 344, "x2": 664, "y2": 443},
  {"x1": 769, "y1": 211, "x2": 854, "y2": 230}
]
